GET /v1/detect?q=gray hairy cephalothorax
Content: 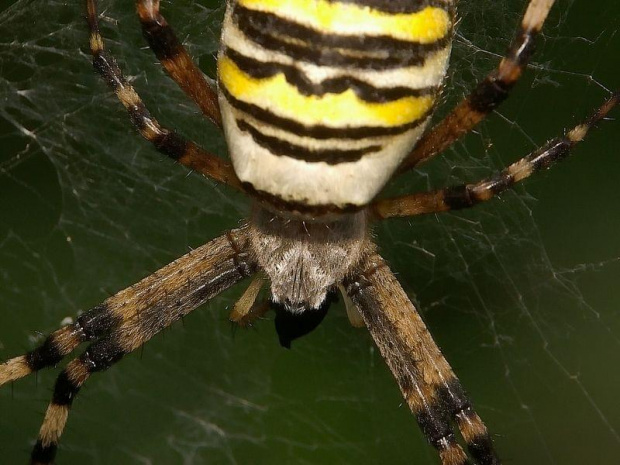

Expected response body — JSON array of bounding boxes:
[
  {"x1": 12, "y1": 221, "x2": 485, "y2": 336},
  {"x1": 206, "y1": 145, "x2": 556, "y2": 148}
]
[{"x1": 248, "y1": 206, "x2": 372, "y2": 311}]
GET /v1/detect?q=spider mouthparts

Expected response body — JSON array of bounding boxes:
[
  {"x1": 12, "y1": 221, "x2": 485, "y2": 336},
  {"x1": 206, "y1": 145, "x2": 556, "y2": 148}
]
[{"x1": 271, "y1": 292, "x2": 337, "y2": 348}]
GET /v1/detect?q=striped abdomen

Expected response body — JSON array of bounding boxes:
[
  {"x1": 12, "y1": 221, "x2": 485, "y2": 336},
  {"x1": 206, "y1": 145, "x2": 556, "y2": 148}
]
[{"x1": 218, "y1": 0, "x2": 454, "y2": 212}]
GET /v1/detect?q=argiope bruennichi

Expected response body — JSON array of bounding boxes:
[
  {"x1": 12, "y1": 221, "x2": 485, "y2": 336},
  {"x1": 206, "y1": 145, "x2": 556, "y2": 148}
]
[{"x1": 1, "y1": 0, "x2": 618, "y2": 464}]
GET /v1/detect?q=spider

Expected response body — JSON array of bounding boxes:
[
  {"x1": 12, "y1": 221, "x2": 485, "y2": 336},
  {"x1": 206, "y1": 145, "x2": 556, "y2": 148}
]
[{"x1": 1, "y1": 0, "x2": 618, "y2": 464}]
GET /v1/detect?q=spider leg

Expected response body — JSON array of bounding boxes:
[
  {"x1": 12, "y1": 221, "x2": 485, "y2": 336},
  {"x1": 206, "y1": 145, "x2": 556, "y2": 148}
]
[
  {"x1": 0, "y1": 228, "x2": 254, "y2": 385},
  {"x1": 135, "y1": 0, "x2": 222, "y2": 128},
  {"x1": 85, "y1": 0, "x2": 241, "y2": 190},
  {"x1": 229, "y1": 273, "x2": 269, "y2": 327},
  {"x1": 398, "y1": 0, "x2": 556, "y2": 173},
  {"x1": 23, "y1": 228, "x2": 255, "y2": 464},
  {"x1": 373, "y1": 90, "x2": 620, "y2": 219},
  {"x1": 344, "y1": 253, "x2": 499, "y2": 465},
  {"x1": 0, "y1": 305, "x2": 105, "y2": 387}
]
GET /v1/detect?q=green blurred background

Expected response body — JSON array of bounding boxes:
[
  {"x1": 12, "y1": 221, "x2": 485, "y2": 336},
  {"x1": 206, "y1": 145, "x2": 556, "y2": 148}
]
[{"x1": 1, "y1": 0, "x2": 619, "y2": 464}]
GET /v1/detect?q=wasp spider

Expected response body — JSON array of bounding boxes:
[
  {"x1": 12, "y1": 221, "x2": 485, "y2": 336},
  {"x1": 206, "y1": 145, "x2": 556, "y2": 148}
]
[{"x1": 1, "y1": 0, "x2": 618, "y2": 463}]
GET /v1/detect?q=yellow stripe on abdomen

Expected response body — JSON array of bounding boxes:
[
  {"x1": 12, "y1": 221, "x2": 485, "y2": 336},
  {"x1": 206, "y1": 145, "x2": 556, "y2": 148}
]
[
  {"x1": 237, "y1": 0, "x2": 451, "y2": 43},
  {"x1": 219, "y1": 55, "x2": 435, "y2": 128}
]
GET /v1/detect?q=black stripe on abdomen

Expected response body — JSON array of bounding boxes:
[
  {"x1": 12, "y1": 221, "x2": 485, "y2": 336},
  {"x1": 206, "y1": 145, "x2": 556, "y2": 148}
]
[
  {"x1": 233, "y1": 6, "x2": 449, "y2": 70},
  {"x1": 224, "y1": 47, "x2": 438, "y2": 103},
  {"x1": 236, "y1": 119, "x2": 383, "y2": 164},
  {"x1": 325, "y1": 0, "x2": 450, "y2": 14}
]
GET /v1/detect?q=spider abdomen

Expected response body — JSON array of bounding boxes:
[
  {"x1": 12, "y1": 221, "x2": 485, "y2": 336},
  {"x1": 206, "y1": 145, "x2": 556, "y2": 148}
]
[{"x1": 218, "y1": 0, "x2": 454, "y2": 213}]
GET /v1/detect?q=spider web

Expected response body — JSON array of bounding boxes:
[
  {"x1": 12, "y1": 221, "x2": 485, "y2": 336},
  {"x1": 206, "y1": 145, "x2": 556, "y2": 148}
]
[{"x1": 1, "y1": 0, "x2": 619, "y2": 464}]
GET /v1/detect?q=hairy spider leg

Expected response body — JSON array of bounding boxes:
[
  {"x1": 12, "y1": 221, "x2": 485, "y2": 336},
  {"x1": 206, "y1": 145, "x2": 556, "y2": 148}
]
[
  {"x1": 372, "y1": 90, "x2": 620, "y2": 218},
  {"x1": 135, "y1": 0, "x2": 222, "y2": 127},
  {"x1": 345, "y1": 254, "x2": 499, "y2": 465},
  {"x1": 29, "y1": 230, "x2": 254, "y2": 464},
  {"x1": 86, "y1": 0, "x2": 240, "y2": 189},
  {"x1": 229, "y1": 272, "x2": 270, "y2": 326},
  {"x1": 398, "y1": 0, "x2": 556, "y2": 173},
  {"x1": 0, "y1": 231, "x2": 253, "y2": 386},
  {"x1": 1, "y1": 230, "x2": 255, "y2": 464}
]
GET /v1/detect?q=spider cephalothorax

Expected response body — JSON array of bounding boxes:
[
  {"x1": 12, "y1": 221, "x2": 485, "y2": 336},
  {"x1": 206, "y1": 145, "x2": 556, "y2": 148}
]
[
  {"x1": 248, "y1": 206, "x2": 371, "y2": 311},
  {"x1": 0, "y1": 0, "x2": 618, "y2": 464}
]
